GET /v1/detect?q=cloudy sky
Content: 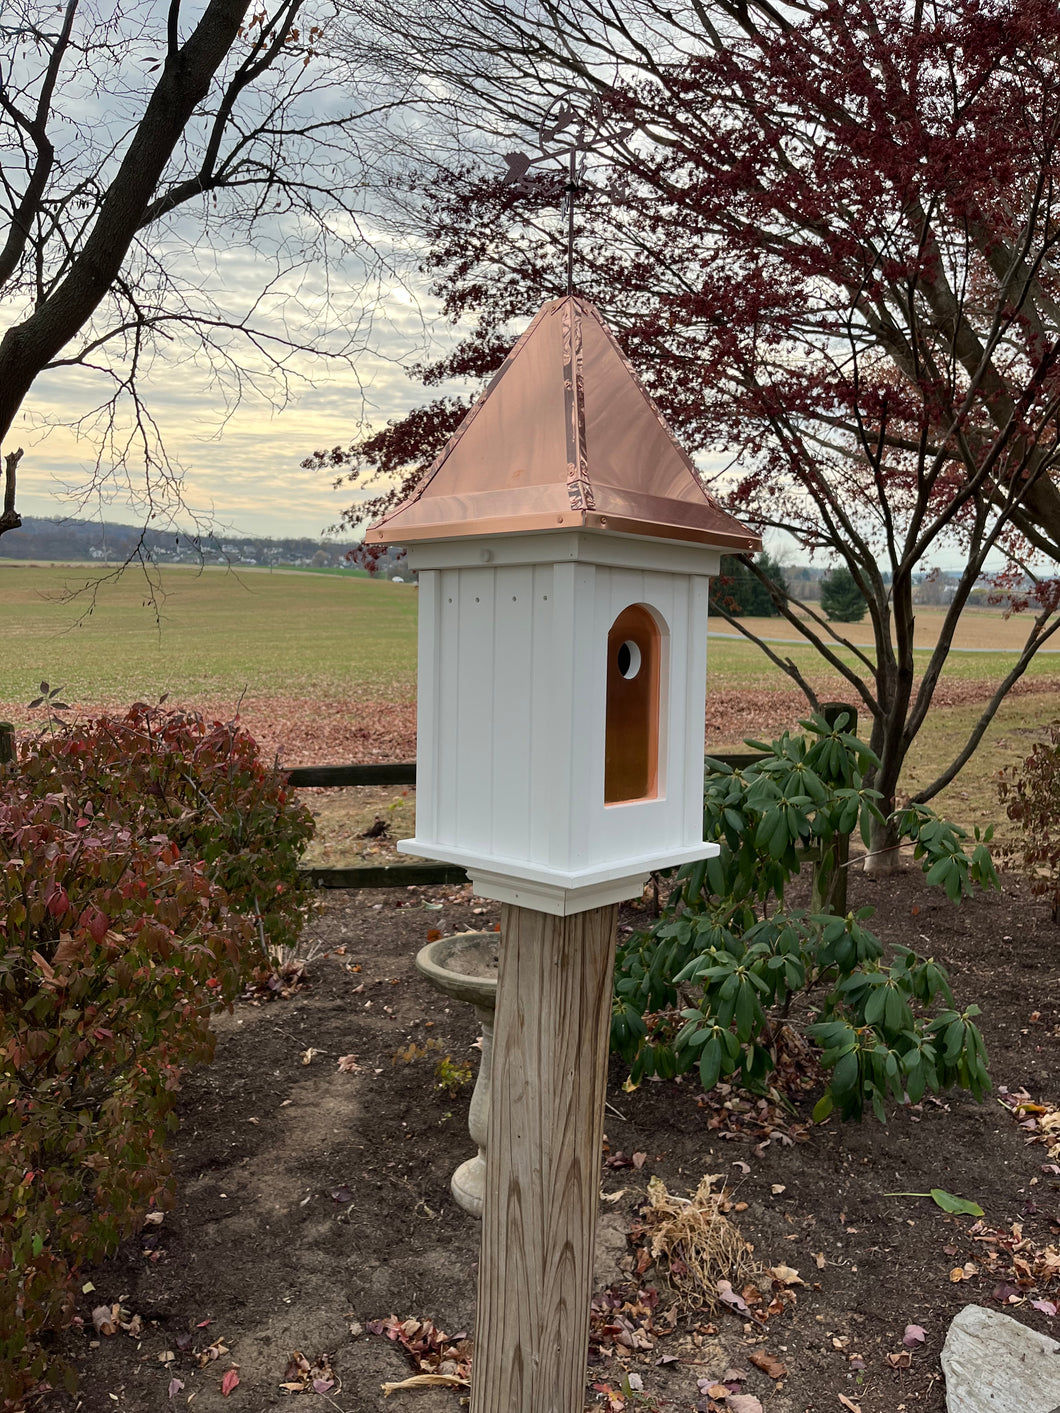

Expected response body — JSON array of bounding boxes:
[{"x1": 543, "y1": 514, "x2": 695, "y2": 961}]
[
  {"x1": 11, "y1": 247, "x2": 460, "y2": 544},
  {"x1": 2, "y1": 1, "x2": 473, "y2": 546}
]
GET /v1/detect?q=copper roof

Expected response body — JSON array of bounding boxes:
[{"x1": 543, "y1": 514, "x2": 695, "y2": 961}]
[{"x1": 365, "y1": 295, "x2": 762, "y2": 552}]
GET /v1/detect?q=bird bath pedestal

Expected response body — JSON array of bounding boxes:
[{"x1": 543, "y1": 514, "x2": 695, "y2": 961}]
[{"x1": 415, "y1": 931, "x2": 499, "y2": 1218}]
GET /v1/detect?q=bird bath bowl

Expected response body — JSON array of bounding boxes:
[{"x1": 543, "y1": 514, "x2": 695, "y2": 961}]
[{"x1": 415, "y1": 931, "x2": 499, "y2": 1217}]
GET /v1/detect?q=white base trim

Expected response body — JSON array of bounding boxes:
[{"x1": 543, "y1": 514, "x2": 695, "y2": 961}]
[
  {"x1": 466, "y1": 868, "x2": 650, "y2": 917},
  {"x1": 397, "y1": 837, "x2": 720, "y2": 914}
]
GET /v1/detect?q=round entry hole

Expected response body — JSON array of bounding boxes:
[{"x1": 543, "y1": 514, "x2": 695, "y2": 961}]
[{"x1": 617, "y1": 640, "x2": 642, "y2": 679}]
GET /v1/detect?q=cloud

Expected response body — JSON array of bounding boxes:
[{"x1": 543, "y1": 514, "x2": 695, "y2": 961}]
[{"x1": 11, "y1": 269, "x2": 465, "y2": 542}]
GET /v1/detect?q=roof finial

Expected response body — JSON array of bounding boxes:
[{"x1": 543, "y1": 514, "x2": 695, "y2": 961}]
[{"x1": 501, "y1": 91, "x2": 635, "y2": 298}]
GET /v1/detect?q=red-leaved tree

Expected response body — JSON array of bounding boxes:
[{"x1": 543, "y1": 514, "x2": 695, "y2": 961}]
[{"x1": 312, "y1": 0, "x2": 1060, "y2": 868}]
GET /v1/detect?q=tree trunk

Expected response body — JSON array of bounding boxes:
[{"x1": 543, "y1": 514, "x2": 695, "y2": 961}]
[{"x1": 864, "y1": 809, "x2": 903, "y2": 876}]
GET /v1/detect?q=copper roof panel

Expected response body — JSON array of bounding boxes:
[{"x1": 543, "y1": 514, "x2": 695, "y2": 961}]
[{"x1": 366, "y1": 296, "x2": 761, "y2": 552}]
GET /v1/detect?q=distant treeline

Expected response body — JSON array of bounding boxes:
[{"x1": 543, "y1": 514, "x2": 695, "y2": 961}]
[{"x1": 0, "y1": 516, "x2": 373, "y2": 570}]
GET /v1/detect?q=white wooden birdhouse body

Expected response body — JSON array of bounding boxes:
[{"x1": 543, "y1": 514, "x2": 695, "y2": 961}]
[{"x1": 366, "y1": 297, "x2": 761, "y2": 915}]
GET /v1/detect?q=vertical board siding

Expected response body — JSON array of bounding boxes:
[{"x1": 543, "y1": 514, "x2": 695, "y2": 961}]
[
  {"x1": 491, "y1": 565, "x2": 534, "y2": 861},
  {"x1": 406, "y1": 543, "x2": 724, "y2": 885},
  {"x1": 528, "y1": 563, "x2": 555, "y2": 866},
  {"x1": 565, "y1": 561, "x2": 600, "y2": 872},
  {"x1": 414, "y1": 571, "x2": 440, "y2": 844},
  {"x1": 455, "y1": 567, "x2": 496, "y2": 853},
  {"x1": 547, "y1": 561, "x2": 580, "y2": 870},
  {"x1": 435, "y1": 568, "x2": 461, "y2": 847},
  {"x1": 687, "y1": 576, "x2": 712, "y2": 840}
]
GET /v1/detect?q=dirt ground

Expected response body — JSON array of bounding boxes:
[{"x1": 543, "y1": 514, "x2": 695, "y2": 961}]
[{"x1": 35, "y1": 863, "x2": 1060, "y2": 1413}]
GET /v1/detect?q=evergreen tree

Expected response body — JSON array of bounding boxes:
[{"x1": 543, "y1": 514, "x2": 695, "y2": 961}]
[
  {"x1": 820, "y1": 567, "x2": 868, "y2": 623},
  {"x1": 711, "y1": 552, "x2": 787, "y2": 617}
]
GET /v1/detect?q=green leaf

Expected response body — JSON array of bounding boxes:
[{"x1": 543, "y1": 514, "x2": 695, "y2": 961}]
[
  {"x1": 734, "y1": 979, "x2": 755, "y2": 1040},
  {"x1": 831, "y1": 1048, "x2": 859, "y2": 1096},
  {"x1": 699, "y1": 1038, "x2": 722, "y2": 1092},
  {"x1": 884, "y1": 1188, "x2": 985, "y2": 1216},
  {"x1": 929, "y1": 1188, "x2": 983, "y2": 1216},
  {"x1": 812, "y1": 1092, "x2": 834, "y2": 1123},
  {"x1": 864, "y1": 983, "x2": 887, "y2": 1027}
]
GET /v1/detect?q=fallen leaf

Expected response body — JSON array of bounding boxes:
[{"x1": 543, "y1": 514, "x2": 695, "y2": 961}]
[
  {"x1": 838, "y1": 1397, "x2": 862, "y2": 1412},
  {"x1": 632, "y1": 1151, "x2": 648, "y2": 1169},
  {"x1": 716, "y1": 1279, "x2": 751, "y2": 1315},
  {"x1": 726, "y1": 1396, "x2": 764, "y2": 1413},
  {"x1": 301, "y1": 1047, "x2": 320, "y2": 1065},
  {"x1": 887, "y1": 1350, "x2": 912, "y2": 1368},
  {"x1": 337, "y1": 1054, "x2": 362, "y2": 1072},
  {"x1": 1033, "y1": 1299, "x2": 1058, "y2": 1315},
  {"x1": 91, "y1": 1305, "x2": 117, "y2": 1337},
  {"x1": 749, "y1": 1349, "x2": 787, "y2": 1378},
  {"x1": 168, "y1": 1378, "x2": 185, "y2": 1400},
  {"x1": 929, "y1": 1188, "x2": 984, "y2": 1216},
  {"x1": 814, "y1": 1252, "x2": 827, "y2": 1269},
  {"x1": 768, "y1": 1264, "x2": 805, "y2": 1286},
  {"x1": 903, "y1": 1323, "x2": 926, "y2": 1346},
  {"x1": 221, "y1": 1368, "x2": 240, "y2": 1396},
  {"x1": 770, "y1": 1184, "x2": 786, "y2": 1196}
]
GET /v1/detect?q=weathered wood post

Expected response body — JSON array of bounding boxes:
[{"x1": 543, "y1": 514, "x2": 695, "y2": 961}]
[
  {"x1": 365, "y1": 295, "x2": 761, "y2": 1413},
  {"x1": 0, "y1": 722, "x2": 14, "y2": 768}
]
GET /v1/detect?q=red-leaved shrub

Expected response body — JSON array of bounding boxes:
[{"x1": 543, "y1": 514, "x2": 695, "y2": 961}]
[
  {"x1": 1, "y1": 706, "x2": 314, "y2": 1404},
  {"x1": 18, "y1": 703, "x2": 315, "y2": 965}
]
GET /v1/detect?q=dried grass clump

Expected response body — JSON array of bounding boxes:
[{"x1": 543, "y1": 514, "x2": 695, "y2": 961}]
[{"x1": 640, "y1": 1174, "x2": 756, "y2": 1310}]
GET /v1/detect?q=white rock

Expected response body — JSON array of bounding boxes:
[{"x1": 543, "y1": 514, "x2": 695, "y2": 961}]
[{"x1": 942, "y1": 1304, "x2": 1060, "y2": 1412}]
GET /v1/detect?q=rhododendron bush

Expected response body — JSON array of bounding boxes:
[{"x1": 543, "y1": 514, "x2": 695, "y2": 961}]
[{"x1": 0, "y1": 707, "x2": 314, "y2": 1404}]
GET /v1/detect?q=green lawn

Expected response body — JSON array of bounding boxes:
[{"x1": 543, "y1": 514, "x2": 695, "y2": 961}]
[{"x1": 0, "y1": 563, "x2": 418, "y2": 719}]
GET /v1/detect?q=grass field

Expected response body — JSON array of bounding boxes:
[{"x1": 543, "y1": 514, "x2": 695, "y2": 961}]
[
  {"x1": 2, "y1": 563, "x2": 1057, "y2": 855},
  {"x1": 0, "y1": 561, "x2": 419, "y2": 715}
]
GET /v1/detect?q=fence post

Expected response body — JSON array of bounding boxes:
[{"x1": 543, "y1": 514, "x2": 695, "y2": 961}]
[
  {"x1": 811, "y1": 702, "x2": 857, "y2": 916},
  {"x1": 0, "y1": 722, "x2": 13, "y2": 768}
]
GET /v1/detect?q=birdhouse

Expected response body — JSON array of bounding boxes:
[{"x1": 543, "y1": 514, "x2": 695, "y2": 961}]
[{"x1": 366, "y1": 295, "x2": 760, "y2": 914}]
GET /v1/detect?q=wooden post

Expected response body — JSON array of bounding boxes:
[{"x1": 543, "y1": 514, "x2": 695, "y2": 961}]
[
  {"x1": 0, "y1": 722, "x2": 13, "y2": 768},
  {"x1": 471, "y1": 901, "x2": 618, "y2": 1413}
]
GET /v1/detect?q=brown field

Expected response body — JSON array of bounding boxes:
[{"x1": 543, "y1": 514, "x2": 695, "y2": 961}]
[{"x1": 718, "y1": 603, "x2": 1059, "y2": 651}]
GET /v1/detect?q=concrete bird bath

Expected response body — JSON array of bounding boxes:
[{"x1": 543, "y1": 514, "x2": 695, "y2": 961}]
[{"x1": 415, "y1": 931, "x2": 499, "y2": 1217}]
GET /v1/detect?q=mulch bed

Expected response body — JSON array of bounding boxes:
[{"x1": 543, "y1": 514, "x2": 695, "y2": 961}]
[{"x1": 37, "y1": 864, "x2": 1060, "y2": 1413}]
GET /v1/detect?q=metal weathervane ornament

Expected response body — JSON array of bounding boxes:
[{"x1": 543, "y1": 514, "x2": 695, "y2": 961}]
[{"x1": 500, "y1": 91, "x2": 635, "y2": 295}]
